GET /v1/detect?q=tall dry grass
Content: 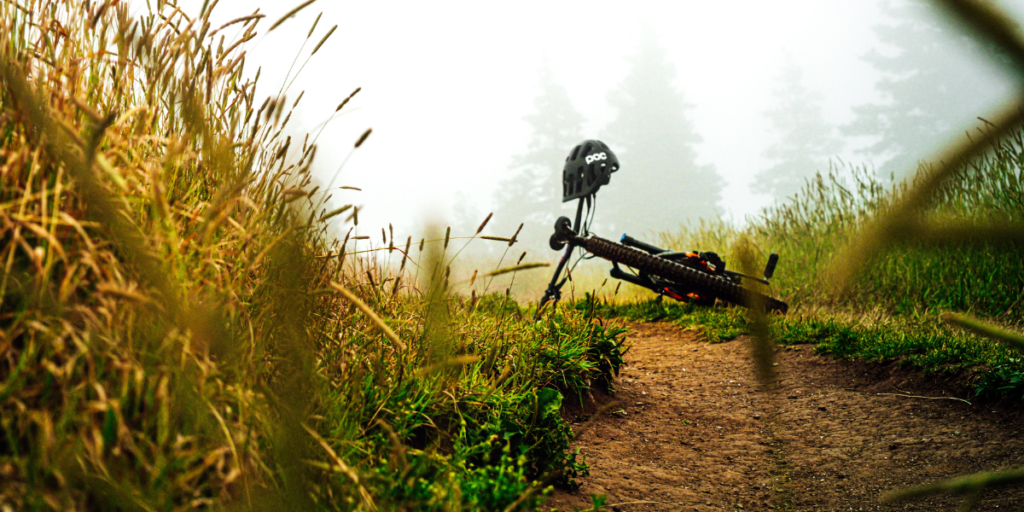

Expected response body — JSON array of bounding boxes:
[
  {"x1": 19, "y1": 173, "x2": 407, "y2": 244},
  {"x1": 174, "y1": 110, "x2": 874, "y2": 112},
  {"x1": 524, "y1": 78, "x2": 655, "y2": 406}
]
[{"x1": 0, "y1": 1, "x2": 626, "y2": 510}]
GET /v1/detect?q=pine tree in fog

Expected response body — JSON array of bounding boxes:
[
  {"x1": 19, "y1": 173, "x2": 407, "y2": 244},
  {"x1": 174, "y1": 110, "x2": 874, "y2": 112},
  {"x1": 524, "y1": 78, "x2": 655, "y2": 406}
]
[
  {"x1": 600, "y1": 30, "x2": 722, "y2": 238},
  {"x1": 754, "y1": 60, "x2": 842, "y2": 201},
  {"x1": 491, "y1": 66, "x2": 584, "y2": 245},
  {"x1": 843, "y1": 0, "x2": 1010, "y2": 179}
]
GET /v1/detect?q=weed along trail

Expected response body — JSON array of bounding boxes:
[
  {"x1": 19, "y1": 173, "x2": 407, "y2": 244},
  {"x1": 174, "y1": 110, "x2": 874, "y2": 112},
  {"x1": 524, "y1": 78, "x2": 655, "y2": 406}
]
[{"x1": 547, "y1": 322, "x2": 1024, "y2": 511}]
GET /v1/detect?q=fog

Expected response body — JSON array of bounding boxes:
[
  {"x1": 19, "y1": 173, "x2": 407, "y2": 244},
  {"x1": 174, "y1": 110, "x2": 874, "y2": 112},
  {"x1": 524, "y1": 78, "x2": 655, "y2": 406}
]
[{"x1": 167, "y1": 0, "x2": 1022, "y2": 248}]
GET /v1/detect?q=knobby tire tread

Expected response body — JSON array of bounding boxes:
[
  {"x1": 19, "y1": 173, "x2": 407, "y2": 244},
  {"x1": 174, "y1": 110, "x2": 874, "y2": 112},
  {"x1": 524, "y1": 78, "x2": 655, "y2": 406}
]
[{"x1": 580, "y1": 235, "x2": 789, "y2": 313}]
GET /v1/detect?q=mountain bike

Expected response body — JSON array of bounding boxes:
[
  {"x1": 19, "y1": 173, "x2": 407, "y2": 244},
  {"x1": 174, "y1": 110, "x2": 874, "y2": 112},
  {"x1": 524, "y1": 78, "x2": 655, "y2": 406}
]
[{"x1": 536, "y1": 140, "x2": 788, "y2": 316}]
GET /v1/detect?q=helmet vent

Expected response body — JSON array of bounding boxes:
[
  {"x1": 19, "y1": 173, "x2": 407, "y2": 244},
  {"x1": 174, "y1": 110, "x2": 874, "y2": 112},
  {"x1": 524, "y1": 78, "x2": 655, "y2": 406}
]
[{"x1": 570, "y1": 145, "x2": 581, "y2": 161}]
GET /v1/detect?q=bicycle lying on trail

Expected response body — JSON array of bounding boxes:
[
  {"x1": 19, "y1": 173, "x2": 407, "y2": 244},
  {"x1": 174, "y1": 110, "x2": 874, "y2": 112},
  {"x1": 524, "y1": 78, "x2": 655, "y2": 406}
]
[{"x1": 537, "y1": 140, "x2": 789, "y2": 317}]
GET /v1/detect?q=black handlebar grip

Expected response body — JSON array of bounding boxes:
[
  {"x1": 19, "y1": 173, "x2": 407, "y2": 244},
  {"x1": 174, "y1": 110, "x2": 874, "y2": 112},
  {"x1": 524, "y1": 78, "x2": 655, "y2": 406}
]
[
  {"x1": 620, "y1": 234, "x2": 666, "y2": 255},
  {"x1": 764, "y1": 253, "x2": 779, "y2": 279}
]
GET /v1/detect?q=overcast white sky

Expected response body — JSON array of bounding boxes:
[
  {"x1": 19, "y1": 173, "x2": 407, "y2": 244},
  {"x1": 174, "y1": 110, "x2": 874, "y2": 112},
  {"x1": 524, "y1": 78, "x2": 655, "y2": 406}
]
[{"x1": 165, "y1": 0, "x2": 1023, "y2": 241}]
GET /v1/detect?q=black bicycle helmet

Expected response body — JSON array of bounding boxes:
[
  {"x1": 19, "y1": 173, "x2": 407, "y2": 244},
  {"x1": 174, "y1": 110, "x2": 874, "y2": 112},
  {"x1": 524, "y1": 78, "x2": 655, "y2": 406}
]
[{"x1": 562, "y1": 140, "x2": 619, "y2": 202}]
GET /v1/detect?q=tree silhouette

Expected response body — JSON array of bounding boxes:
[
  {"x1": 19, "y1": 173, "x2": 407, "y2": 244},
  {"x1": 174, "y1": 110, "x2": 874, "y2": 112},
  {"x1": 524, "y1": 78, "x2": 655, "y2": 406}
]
[
  {"x1": 600, "y1": 30, "x2": 722, "y2": 237},
  {"x1": 843, "y1": 0, "x2": 1010, "y2": 179},
  {"x1": 754, "y1": 59, "x2": 842, "y2": 201},
  {"x1": 491, "y1": 65, "x2": 584, "y2": 246}
]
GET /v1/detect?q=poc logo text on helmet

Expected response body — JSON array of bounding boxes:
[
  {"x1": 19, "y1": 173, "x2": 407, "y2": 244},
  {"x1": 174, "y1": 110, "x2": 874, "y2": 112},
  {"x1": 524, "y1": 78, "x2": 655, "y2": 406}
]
[{"x1": 585, "y1": 152, "x2": 607, "y2": 165}]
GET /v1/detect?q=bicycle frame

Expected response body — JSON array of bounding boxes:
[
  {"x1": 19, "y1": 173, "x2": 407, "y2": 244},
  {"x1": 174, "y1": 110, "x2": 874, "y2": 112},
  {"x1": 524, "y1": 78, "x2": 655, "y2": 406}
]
[{"x1": 537, "y1": 195, "x2": 787, "y2": 315}]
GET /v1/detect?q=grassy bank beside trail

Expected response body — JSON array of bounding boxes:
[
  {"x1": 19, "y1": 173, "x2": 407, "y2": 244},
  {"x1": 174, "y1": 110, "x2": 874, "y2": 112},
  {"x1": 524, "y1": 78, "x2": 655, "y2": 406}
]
[
  {"x1": 0, "y1": 3, "x2": 626, "y2": 510},
  {"x1": 660, "y1": 140, "x2": 1023, "y2": 323},
  {"x1": 645, "y1": 120, "x2": 1024, "y2": 399},
  {"x1": 578, "y1": 297, "x2": 1024, "y2": 398}
]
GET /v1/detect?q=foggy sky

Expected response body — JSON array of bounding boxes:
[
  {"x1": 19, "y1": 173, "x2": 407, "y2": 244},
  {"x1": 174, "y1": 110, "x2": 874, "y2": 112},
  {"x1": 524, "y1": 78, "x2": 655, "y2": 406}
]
[{"x1": 167, "y1": 0, "x2": 1023, "y2": 242}]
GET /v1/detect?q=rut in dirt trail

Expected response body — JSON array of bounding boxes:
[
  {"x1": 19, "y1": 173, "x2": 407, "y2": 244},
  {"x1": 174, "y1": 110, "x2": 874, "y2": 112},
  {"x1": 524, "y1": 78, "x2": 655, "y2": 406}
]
[{"x1": 546, "y1": 322, "x2": 1024, "y2": 511}]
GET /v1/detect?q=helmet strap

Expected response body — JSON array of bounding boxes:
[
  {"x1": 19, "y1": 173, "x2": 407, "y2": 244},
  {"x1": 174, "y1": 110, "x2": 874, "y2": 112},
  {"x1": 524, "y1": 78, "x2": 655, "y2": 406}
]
[{"x1": 572, "y1": 197, "x2": 586, "y2": 236}]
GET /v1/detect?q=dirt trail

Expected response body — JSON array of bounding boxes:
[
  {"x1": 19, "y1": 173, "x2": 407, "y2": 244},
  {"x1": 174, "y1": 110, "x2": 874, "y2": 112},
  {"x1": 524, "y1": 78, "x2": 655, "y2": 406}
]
[{"x1": 547, "y1": 322, "x2": 1024, "y2": 511}]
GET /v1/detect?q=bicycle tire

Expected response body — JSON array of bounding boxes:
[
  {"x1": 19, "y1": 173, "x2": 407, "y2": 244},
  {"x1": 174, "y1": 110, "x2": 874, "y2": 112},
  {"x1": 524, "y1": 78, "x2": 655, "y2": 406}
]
[{"x1": 578, "y1": 235, "x2": 789, "y2": 313}]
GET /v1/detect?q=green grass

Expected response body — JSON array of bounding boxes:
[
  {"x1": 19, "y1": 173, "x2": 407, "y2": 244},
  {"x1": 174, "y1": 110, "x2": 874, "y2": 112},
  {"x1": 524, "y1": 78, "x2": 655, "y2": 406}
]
[
  {"x1": 306, "y1": 294, "x2": 628, "y2": 509},
  {"x1": 583, "y1": 296, "x2": 1024, "y2": 398},
  {"x1": 576, "y1": 294, "x2": 747, "y2": 344}
]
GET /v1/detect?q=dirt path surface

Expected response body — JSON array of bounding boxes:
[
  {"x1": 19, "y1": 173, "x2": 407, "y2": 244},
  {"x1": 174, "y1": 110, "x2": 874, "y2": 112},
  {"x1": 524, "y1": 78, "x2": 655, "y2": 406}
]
[{"x1": 546, "y1": 322, "x2": 1024, "y2": 511}]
